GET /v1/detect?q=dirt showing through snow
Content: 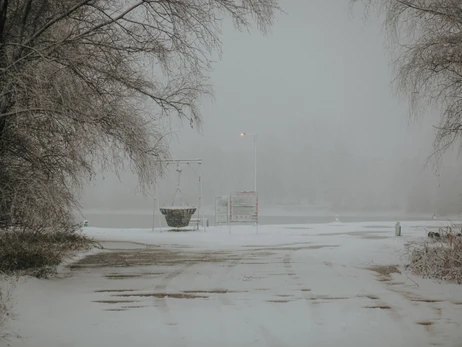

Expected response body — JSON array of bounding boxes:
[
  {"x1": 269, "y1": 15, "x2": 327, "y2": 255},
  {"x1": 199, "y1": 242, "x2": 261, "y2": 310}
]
[{"x1": 4, "y1": 222, "x2": 462, "y2": 347}]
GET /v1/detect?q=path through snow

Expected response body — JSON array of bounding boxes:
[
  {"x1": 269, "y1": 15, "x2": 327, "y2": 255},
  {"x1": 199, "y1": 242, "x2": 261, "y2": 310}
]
[{"x1": 4, "y1": 221, "x2": 462, "y2": 347}]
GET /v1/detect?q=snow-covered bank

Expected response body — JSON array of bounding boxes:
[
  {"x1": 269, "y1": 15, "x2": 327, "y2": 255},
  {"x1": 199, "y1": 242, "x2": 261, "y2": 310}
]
[
  {"x1": 5, "y1": 220, "x2": 462, "y2": 347},
  {"x1": 81, "y1": 220, "x2": 447, "y2": 249}
]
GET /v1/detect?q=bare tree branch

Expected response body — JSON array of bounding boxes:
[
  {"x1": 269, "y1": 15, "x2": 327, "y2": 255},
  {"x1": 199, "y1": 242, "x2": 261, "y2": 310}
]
[
  {"x1": 353, "y1": 0, "x2": 462, "y2": 164},
  {"x1": 0, "y1": 0, "x2": 279, "y2": 232}
]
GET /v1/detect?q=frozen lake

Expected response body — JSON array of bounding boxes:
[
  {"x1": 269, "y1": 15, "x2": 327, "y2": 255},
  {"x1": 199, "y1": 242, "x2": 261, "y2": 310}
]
[{"x1": 80, "y1": 210, "x2": 434, "y2": 228}]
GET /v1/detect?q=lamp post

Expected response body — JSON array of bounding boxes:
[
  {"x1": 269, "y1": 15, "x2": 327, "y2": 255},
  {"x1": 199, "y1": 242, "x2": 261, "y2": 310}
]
[{"x1": 240, "y1": 132, "x2": 257, "y2": 192}]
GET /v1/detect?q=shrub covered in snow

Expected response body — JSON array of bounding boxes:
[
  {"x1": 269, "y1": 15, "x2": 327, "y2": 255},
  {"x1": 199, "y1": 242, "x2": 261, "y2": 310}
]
[
  {"x1": 407, "y1": 227, "x2": 462, "y2": 284},
  {"x1": 0, "y1": 231, "x2": 92, "y2": 278}
]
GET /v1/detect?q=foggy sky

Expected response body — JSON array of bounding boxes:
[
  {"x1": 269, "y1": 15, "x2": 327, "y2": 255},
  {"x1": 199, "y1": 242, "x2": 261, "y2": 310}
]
[{"x1": 81, "y1": 1, "x2": 462, "y2": 216}]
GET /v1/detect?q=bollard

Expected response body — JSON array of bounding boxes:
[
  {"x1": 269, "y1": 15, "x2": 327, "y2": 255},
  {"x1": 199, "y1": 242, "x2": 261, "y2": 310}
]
[{"x1": 395, "y1": 222, "x2": 401, "y2": 236}]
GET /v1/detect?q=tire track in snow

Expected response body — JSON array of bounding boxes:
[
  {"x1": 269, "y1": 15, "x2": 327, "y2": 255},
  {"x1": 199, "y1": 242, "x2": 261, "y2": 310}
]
[
  {"x1": 253, "y1": 250, "x2": 296, "y2": 346},
  {"x1": 259, "y1": 325, "x2": 287, "y2": 347},
  {"x1": 154, "y1": 264, "x2": 195, "y2": 313},
  {"x1": 152, "y1": 252, "x2": 214, "y2": 347},
  {"x1": 214, "y1": 249, "x2": 286, "y2": 346},
  {"x1": 154, "y1": 251, "x2": 215, "y2": 312},
  {"x1": 283, "y1": 253, "x2": 295, "y2": 277},
  {"x1": 212, "y1": 250, "x2": 249, "y2": 347},
  {"x1": 215, "y1": 254, "x2": 245, "y2": 306}
]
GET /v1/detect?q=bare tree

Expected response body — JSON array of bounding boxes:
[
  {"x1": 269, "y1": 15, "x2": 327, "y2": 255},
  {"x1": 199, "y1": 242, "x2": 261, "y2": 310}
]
[
  {"x1": 352, "y1": 0, "x2": 462, "y2": 161},
  {"x1": 0, "y1": 0, "x2": 278, "y2": 232}
]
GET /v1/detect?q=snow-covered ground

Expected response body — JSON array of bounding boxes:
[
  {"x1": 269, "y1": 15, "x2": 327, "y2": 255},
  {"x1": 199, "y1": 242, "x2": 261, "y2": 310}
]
[{"x1": 4, "y1": 221, "x2": 462, "y2": 347}]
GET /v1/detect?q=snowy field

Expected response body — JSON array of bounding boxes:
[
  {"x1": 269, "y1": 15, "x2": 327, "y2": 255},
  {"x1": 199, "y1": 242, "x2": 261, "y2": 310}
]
[{"x1": 5, "y1": 220, "x2": 462, "y2": 347}]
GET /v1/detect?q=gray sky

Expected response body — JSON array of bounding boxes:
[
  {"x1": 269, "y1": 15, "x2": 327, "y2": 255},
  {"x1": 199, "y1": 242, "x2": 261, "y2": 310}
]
[{"x1": 81, "y1": 1, "x2": 462, "y2": 216}]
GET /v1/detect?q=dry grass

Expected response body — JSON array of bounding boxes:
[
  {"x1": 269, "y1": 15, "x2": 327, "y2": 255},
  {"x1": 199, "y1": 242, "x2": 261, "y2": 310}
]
[
  {"x1": 407, "y1": 230, "x2": 462, "y2": 284},
  {"x1": 0, "y1": 230, "x2": 93, "y2": 278}
]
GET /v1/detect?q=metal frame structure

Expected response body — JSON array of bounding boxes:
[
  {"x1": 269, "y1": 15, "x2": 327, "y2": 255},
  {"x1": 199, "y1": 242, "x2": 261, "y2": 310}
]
[{"x1": 152, "y1": 159, "x2": 203, "y2": 232}]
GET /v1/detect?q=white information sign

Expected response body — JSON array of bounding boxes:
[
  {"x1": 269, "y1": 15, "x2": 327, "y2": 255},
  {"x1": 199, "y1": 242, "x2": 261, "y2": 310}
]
[
  {"x1": 230, "y1": 191, "x2": 258, "y2": 224},
  {"x1": 215, "y1": 195, "x2": 229, "y2": 225}
]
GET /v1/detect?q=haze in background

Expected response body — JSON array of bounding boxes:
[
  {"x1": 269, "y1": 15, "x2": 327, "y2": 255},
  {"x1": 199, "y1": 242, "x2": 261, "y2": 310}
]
[{"x1": 81, "y1": 0, "x2": 462, "y2": 218}]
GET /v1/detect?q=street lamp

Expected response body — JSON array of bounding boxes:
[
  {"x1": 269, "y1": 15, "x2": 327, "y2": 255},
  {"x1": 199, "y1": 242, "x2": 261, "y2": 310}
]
[{"x1": 240, "y1": 132, "x2": 257, "y2": 192}]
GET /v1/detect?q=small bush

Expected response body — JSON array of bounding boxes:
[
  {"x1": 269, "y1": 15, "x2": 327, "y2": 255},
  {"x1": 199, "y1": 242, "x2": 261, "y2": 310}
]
[
  {"x1": 407, "y1": 230, "x2": 462, "y2": 284},
  {"x1": 0, "y1": 231, "x2": 93, "y2": 278}
]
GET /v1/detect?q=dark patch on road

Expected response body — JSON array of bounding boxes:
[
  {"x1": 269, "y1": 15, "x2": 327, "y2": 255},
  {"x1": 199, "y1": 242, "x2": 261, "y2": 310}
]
[
  {"x1": 410, "y1": 298, "x2": 443, "y2": 303},
  {"x1": 261, "y1": 245, "x2": 339, "y2": 251},
  {"x1": 71, "y1": 248, "x2": 242, "y2": 269},
  {"x1": 95, "y1": 289, "x2": 139, "y2": 293},
  {"x1": 105, "y1": 274, "x2": 143, "y2": 279},
  {"x1": 104, "y1": 272, "x2": 163, "y2": 279},
  {"x1": 367, "y1": 265, "x2": 401, "y2": 277},
  {"x1": 94, "y1": 300, "x2": 137, "y2": 304},
  {"x1": 183, "y1": 289, "x2": 242, "y2": 294},
  {"x1": 309, "y1": 296, "x2": 349, "y2": 301},
  {"x1": 267, "y1": 300, "x2": 291, "y2": 303},
  {"x1": 114, "y1": 292, "x2": 208, "y2": 299},
  {"x1": 417, "y1": 321, "x2": 434, "y2": 326}
]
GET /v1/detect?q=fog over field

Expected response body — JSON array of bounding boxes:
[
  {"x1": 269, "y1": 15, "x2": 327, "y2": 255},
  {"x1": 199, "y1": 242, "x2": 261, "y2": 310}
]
[{"x1": 81, "y1": 1, "x2": 462, "y2": 218}]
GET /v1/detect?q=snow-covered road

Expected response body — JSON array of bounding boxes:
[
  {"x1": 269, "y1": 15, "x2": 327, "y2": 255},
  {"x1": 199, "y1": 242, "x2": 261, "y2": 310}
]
[{"x1": 5, "y1": 221, "x2": 462, "y2": 347}]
